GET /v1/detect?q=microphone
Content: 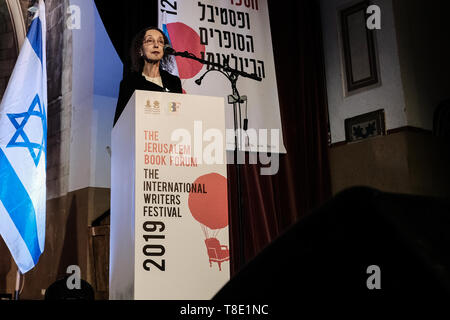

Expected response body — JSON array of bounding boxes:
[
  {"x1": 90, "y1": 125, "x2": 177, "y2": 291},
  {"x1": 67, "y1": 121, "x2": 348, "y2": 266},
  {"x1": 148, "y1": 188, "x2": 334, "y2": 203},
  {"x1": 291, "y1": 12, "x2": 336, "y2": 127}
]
[{"x1": 164, "y1": 44, "x2": 176, "y2": 55}]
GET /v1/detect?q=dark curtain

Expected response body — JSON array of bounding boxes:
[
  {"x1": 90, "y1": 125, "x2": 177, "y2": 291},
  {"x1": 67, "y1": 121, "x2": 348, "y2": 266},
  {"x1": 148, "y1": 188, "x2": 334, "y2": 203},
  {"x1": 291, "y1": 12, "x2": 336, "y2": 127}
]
[
  {"x1": 228, "y1": 0, "x2": 332, "y2": 274},
  {"x1": 95, "y1": 0, "x2": 332, "y2": 276},
  {"x1": 94, "y1": 0, "x2": 158, "y2": 75}
]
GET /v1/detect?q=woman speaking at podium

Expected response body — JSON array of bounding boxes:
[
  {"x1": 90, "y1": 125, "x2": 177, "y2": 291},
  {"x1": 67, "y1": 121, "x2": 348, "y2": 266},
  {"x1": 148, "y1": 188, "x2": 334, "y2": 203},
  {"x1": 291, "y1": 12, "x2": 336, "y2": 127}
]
[{"x1": 113, "y1": 27, "x2": 183, "y2": 126}]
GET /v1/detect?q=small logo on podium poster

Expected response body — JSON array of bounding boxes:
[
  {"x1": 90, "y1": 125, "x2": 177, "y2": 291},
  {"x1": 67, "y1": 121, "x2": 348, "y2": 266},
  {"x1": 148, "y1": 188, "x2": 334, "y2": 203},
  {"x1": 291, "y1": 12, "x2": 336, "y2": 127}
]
[
  {"x1": 168, "y1": 102, "x2": 181, "y2": 114},
  {"x1": 144, "y1": 100, "x2": 161, "y2": 115}
]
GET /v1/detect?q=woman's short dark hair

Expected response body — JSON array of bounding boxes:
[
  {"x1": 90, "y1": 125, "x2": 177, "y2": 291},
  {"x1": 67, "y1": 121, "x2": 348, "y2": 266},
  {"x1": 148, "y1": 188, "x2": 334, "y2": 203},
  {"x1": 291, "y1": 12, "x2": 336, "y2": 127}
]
[{"x1": 130, "y1": 26, "x2": 174, "y2": 73}]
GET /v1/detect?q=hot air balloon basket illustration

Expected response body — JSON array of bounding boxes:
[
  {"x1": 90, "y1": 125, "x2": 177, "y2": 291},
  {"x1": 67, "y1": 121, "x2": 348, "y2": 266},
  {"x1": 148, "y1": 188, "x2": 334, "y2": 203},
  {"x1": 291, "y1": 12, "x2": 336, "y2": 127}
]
[
  {"x1": 188, "y1": 173, "x2": 229, "y2": 271},
  {"x1": 205, "y1": 238, "x2": 229, "y2": 271}
]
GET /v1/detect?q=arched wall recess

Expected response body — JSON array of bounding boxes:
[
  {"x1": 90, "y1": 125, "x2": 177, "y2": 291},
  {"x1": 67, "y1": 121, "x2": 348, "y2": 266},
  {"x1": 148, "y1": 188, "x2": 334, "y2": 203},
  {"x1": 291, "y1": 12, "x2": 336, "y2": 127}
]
[{"x1": 5, "y1": 0, "x2": 26, "y2": 52}]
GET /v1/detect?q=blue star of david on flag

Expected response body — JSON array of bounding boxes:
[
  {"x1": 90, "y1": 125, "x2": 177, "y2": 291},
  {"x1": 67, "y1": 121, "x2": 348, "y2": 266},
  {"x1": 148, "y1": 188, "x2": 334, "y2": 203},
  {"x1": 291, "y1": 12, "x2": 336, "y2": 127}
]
[{"x1": 7, "y1": 94, "x2": 47, "y2": 167}]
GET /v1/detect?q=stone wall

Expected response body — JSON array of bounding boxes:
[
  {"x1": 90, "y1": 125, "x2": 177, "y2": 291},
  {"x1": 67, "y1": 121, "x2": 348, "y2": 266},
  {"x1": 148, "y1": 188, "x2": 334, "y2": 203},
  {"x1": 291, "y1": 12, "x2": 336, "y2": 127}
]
[
  {"x1": 0, "y1": 0, "x2": 18, "y2": 102},
  {"x1": 46, "y1": 0, "x2": 72, "y2": 199},
  {"x1": 0, "y1": 0, "x2": 24, "y2": 298}
]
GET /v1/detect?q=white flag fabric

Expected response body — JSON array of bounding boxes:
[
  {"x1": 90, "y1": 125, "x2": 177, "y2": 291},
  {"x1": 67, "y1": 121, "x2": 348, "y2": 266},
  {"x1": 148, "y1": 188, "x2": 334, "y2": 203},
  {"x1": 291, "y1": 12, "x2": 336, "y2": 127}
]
[{"x1": 0, "y1": 0, "x2": 47, "y2": 274}]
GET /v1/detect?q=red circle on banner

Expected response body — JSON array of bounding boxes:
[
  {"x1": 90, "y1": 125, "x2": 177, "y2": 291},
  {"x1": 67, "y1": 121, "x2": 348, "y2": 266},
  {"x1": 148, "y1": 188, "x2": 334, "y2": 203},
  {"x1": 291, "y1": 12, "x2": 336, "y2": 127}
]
[
  {"x1": 166, "y1": 22, "x2": 205, "y2": 79},
  {"x1": 188, "y1": 173, "x2": 228, "y2": 230}
]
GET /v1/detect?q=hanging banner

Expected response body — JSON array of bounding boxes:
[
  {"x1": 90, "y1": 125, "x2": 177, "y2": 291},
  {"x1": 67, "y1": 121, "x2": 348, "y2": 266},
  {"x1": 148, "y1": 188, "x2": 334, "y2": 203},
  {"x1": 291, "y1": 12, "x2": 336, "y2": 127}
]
[{"x1": 159, "y1": 0, "x2": 287, "y2": 153}]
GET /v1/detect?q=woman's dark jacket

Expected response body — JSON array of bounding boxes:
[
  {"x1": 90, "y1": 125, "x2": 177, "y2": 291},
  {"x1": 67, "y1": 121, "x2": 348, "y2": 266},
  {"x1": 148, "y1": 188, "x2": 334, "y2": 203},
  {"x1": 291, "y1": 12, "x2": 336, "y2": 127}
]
[{"x1": 113, "y1": 70, "x2": 182, "y2": 126}]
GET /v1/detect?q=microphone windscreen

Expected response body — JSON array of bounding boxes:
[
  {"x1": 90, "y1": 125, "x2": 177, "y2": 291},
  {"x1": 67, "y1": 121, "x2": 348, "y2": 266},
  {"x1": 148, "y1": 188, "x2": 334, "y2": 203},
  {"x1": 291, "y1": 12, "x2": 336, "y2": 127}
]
[{"x1": 164, "y1": 44, "x2": 175, "y2": 54}]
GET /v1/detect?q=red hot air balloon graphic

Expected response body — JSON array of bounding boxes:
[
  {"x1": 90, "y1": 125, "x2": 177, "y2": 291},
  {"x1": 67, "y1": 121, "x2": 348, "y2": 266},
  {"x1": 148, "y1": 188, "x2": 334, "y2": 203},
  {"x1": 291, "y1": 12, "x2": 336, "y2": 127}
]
[
  {"x1": 164, "y1": 22, "x2": 205, "y2": 80},
  {"x1": 188, "y1": 173, "x2": 229, "y2": 271}
]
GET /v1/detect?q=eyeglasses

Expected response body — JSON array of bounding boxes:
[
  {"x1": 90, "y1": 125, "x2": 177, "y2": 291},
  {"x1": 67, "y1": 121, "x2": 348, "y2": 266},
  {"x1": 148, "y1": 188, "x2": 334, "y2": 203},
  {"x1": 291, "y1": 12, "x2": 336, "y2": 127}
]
[{"x1": 143, "y1": 38, "x2": 165, "y2": 46}]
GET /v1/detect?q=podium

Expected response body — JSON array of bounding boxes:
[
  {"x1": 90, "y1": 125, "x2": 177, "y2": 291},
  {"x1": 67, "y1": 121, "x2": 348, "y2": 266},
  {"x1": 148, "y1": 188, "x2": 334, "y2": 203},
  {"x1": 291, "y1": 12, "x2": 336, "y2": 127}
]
[{"x1": 110, "y1": 90, "x2": 230, "y2": 300}]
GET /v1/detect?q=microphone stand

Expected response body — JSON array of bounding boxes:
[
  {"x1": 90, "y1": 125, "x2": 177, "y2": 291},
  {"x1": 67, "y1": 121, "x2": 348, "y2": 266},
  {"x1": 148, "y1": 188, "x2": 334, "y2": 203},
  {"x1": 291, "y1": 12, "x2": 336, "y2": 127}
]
[{"x1": 169, "y1": 50, "x2": 261, "y2": 269}]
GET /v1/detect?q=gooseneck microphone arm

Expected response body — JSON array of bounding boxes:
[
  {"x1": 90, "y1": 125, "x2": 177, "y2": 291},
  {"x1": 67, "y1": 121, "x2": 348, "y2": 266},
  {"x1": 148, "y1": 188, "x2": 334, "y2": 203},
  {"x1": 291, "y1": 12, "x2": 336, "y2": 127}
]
[{"x1": 166, "y1": 48, "x2": 262, "y2": 82}]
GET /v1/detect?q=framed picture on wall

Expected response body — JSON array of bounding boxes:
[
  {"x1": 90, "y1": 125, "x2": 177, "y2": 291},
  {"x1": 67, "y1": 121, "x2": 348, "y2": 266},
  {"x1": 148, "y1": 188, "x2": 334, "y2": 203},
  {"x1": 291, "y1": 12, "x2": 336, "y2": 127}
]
[
  {"x1": 340, "y1": 0, "x2": 380, "y2": 95},
  {"x1": 345, "y1": 109, "x2": 386, "y2": 142}
]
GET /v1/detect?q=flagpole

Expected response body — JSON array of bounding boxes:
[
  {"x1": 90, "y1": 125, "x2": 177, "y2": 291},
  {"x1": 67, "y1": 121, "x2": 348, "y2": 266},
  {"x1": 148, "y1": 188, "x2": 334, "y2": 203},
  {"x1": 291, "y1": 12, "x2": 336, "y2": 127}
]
[{"x1": 14, "y1": 270, "x2": 21, "y2": 300}]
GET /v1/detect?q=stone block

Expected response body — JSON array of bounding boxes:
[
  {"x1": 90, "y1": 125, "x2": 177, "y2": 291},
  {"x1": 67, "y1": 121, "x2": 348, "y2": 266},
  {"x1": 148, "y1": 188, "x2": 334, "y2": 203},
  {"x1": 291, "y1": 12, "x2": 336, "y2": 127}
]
[
  {"x1": 0, "y1": 59, "x2": 14, "y2": 76},
  {"x1": 0, "y1": 48, "x2": 15, "y2": 60},
  {"x1": 46, "y1": 3, "x2": 64, "y2": 31},
  {"x1": 48, "y1": 109, "x2": 62, "y2": 136},
  {"x1": 0, "y1": 32, "x2": 14, "y2": 50}
]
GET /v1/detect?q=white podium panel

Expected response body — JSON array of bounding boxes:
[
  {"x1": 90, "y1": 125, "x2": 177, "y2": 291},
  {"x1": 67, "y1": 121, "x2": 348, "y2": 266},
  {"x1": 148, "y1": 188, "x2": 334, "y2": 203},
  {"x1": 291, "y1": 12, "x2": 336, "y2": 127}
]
[{"x1": 110, "y1": 90, "x2": 229, "y2": 300}]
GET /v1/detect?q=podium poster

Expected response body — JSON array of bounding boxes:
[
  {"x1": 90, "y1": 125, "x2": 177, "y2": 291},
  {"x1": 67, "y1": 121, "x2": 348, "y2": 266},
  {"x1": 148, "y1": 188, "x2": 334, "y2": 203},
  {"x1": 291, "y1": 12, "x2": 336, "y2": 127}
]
[{"x1": 111, "y1": 90, "x2": 230, "y2": 300}]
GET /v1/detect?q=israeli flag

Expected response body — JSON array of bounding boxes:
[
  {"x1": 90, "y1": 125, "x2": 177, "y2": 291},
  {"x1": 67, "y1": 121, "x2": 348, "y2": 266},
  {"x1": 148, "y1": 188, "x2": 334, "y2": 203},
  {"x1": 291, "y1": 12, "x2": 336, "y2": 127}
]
[{"x1": 0, "y1": 0, "x2": 47, "y2": 274}]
